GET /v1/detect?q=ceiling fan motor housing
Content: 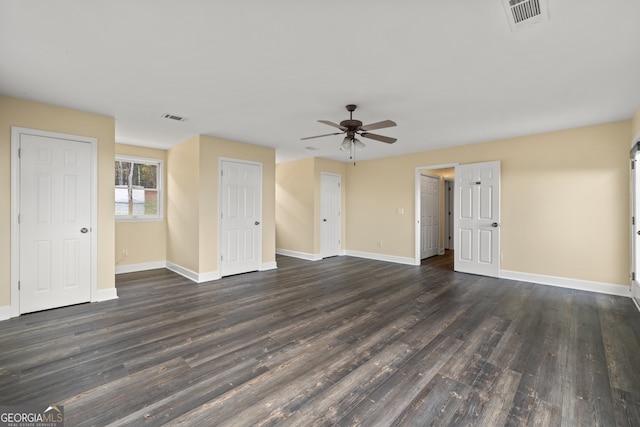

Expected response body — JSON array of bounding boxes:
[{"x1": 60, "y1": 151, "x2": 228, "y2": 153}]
[{"x1": 340, "y1": 119, "x2": 363, "y2": 130}]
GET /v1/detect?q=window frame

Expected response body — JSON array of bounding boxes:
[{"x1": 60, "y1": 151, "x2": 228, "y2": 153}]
[{"x1": 115, "y1": 154, "x2": 164, "y2": 222}]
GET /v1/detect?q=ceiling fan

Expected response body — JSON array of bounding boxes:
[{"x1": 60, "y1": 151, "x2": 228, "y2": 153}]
[{"x1": 301, "y1": 104, "x2": 397, "y2": 163}]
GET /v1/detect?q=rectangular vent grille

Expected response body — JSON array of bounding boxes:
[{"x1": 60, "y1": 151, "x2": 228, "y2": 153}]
[
  {"x1": 509, "y1": 0, "x2": 541, "y2": 23},
  {"x1": 162, "y1": 113, "x2": 187, "y2": 122},
  {"x1": 503, "y1": 0, "x2": 548, "y2": 32}
]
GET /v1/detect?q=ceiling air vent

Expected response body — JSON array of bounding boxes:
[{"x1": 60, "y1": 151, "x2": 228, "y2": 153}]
[
  {"x1": 502, "y1": 0, "x2": 549, "y2": 32},
  {"x1": 161, "y1": 113, "x2": 187, "y2": 122}
]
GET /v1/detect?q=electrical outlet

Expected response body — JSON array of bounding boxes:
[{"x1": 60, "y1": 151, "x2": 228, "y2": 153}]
[
  {"x1": 377, "y1": 241, "x2": 383, "y2": 247},
  {"x1": 123, "y1": 249, "x2": 128, "y2": 257}
]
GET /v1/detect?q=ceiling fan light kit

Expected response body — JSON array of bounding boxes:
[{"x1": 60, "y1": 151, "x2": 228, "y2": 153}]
[{"x1": 301, "y1": 104, "x2": 397, "y2": 164}]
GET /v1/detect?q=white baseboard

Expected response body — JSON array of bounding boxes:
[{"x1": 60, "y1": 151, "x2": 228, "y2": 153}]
[
  {"x1": 276, "y1": 248, "x2": 322, "y2": 261},
  {"x1": 166, "y1": 262, "x2": 200, "y2": 282},
  {"x1": 199, "y1": 270, "x2": 221, "y2": 283},
  {"x1": 119, "y1": 259, "x2": 276, "y2": 282},
  {"x1": 500, "y1": 270, "x2": 630, "y2": 297},
  {"x1": 115, "y1": 261, "x2": 167, "y2": 274},
  {"x1": 166, "y1": 262, "x2": 220, "y2": 283},
  {"x1": 0, "y1": 305, "x2": 10, "y2": 321},
  {"x1": 345, "y1": 250, "x2": 416, "y2": 266},
  {"x1": 261, "y1": 261, "x2": 278, "y2": 271},
  {"x1": 95, "y1": 288, "x2": 119, "y2": 302}
]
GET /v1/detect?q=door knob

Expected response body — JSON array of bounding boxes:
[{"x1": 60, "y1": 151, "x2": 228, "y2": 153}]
[
  {"x1": 323, "y1": 219, "x2": 327, "y2": 222},
  {"x1": 255, "y1": 221, "x2": 260, "y2": 225},
  {"x1": 81, "y1": 227, "x2": 89, "y2": 233},
  {"x1": 491, "y1": 223, "x2": 499, "y2": 228}
]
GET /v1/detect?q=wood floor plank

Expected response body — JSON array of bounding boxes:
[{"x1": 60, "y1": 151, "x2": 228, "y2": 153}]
[
  {"x1": 286, "y1": 342, "x2": 416, "y2": 427},
  {"x1": 389, "y1": 374, "x2": 471, "y2": 427},
  {"x1": 336, "y1": 334, "x2": 464, "y2": 426},
  {"x1": 447, "y1": 364, "x2": 521, "y2": 427},
  {"x1": 0, "y1": 251, "x2": 639, "y2": 426}
]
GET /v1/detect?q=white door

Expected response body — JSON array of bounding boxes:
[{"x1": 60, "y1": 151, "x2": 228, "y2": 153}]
[
  {"x1": 321, "y1": 173, "x2": 341, "y2": 258},
  {"x1": 220, "y1": 160, "x2": 262, "y2": 277},
  {"x1": 19, "y1": 133, "x2": 92, "y2": 313},
  {"x1": 631, "y1": 145, "x2": 640, "y2": 305},
  {"x1": 420, "y1": 174, "x2": 439, "y2": 259},
  {"x1": 454, "y1": 161, "x2": 500, "y2": 277}
]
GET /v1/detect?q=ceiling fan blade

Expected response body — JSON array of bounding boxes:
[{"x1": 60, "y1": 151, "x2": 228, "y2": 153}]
[
  {"x1": 318, "y1": 120, "x2": 348, "y2": 131},
  {"x1": 360, "y1": 120, "x2": 397, "y2": 131},
  {"x1": 300, "y1": 132, "x2": 343, "y2": 140},
  {"x1": 360, "y1": 132, "x2": 397, "y2": 144}
]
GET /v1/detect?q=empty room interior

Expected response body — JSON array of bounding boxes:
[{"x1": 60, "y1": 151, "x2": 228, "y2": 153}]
[{"x1": 2, "y1": 1, "x2": 640, "y2": 425}]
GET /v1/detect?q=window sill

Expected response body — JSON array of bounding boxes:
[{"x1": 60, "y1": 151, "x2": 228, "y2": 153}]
[{"x1": 115, "y1": 217, "x2": 165, "y2": 223}]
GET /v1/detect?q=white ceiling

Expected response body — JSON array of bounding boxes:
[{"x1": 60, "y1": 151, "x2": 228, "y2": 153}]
[{"x1": 1, "y1": 0, "x2": 639, "y2": 163}]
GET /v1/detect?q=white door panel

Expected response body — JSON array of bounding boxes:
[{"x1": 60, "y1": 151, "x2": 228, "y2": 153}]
[
  {"x1": 454, "y1": 161, "x2": 500, "y2": 277},
  {"x1": 220, "y1": 160, "x2": 262, "y2": 276},
  {"x1": 321, "y1": 173, "x2": 341, "y2": 258},
  {"x1": 420, "y1": 175, "x2": 439, "y2": 259},
  {"x1": 20, "y1": 134, "x2": 92, "y2": 313}
]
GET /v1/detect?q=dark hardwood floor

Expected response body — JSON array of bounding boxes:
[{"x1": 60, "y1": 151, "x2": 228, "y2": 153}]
[{"x1": 2, "y1": 252, "x2": 640, "y2": 426}]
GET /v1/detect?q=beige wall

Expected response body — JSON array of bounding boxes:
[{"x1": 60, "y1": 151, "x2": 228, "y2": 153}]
[
  {"x1": 115, "y1": 144, "x2": 167, "y2": 267},
  {"x1": 167, "y1": 135, "x2": 276, "y2": 275},
  {"x1": 347, "y1": 120, "x2": 631, "y2": 286},
  {"x1": 633, "y1": 107, "x2": 640, "y2": 142},
  {"x1": 276, "y1": 157, "x2": 347, "y2": 256},
  {"x1": 167, "y1": 136, "x2": 201, "y2": 272},
  {"x1": 0, "y1": 96, "x2": 116, "y2": 308},
  {"x1": 276, "y1": 158, "x2": 315, "y2": 254}
]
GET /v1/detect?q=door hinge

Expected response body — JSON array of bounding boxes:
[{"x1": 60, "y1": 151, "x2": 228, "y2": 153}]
[
  {"x1": 221, "y1": 170, "x2": 224, "y2": 177},
  {"x1": 633, "y1": 272, "x2": 636, "y2": 281},
  {"x1": 221, "y1": 255, "x2": 223, "y2": 261},
  {"x1": 17, "y1": 214, "x2": 20, "y2": 224},
  {"x1": 18, "y1": 281, "x2": 20, "y2": 290},
  {"x1": 221, "y1": 212, "x2": 223, "y2": 219},
  {"x1": 633, "y1": 216, "x2": 636, "y2": 226},
  {"x1": 633, "y1": 160, "x2": 636, "y2": 170},
  {"x1": 18, "y1": 148, "x2": 21, "y2": 158}
]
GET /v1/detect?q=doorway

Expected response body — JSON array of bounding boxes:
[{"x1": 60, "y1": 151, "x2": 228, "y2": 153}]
[
  {"x1": 420, "y1": 174, "x2": 440, "y2": 259},
  {"x1": 631, "y1": 141, "x2": 640, "y2": 307},
  {"x1": 444, "y1": 179, "x2": 454, "y2": 250},
  {"x1": 11, "y1": 127, "x2": 98, "y2": 316},
  {"x1": 414, "y1": 161, "x2": 501, "y2": 278},
  {"x1": 320, "y1": 173, "x2": 342, "y2": 258},
  {"x1": 414, "y1": 164, "x2": 456, "y2": 266}
]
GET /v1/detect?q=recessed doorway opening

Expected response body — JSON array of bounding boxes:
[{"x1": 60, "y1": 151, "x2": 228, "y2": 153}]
[{"x1": 414, "y1": 163, "x2": 457, "y2": 268}]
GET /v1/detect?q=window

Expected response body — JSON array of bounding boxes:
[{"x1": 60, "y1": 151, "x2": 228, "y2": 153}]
[{"x1": 115, "y1": 156, "x2": 163, "y2": 220}]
